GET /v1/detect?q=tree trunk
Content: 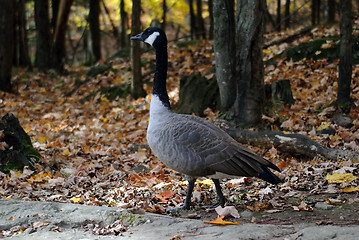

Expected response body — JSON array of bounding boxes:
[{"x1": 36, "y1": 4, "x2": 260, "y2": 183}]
[
  {"x1": 208, "y1": 0, "x2": 214, "y2": 39},
  {"x1": 189, "y1": 0, "x2": 196, "y2": 39},
  {"x1": 196, "y1": 0, "x2": 206, "y2": 39},
  {"x1": 35, "y1": 0, "x2": 51, "y2": 72},
  {"x1": 284, "y1": 0, "x2": 290, "y2": 29},
  {"x1": 51, "y1": 0, "x2": 60, "y2": 31},
  {"x1": 120, "y1": 0, "x2": 128, "y2": 48},
  {"x1": 89, "y1": 0, "x2": 101, "y2": 62},
  {"x1": 0, "y1": 0, "x2": 14, "y2": 92},
  {"x1": 276, "y1": 0, "x2": 281, "y2": 31},
  {"x1": 14, "y1": 0, "x2": 31, "y2": 68},
  {"x1": 131, "y1": 0, "x2": 146, "y2": 99},
  {"x1": 161, "y1": 0, "x2": 167, "y2": 31},
  {"x1": 327, "y1": 0, "x2": 336, "y2": 24},
  {"x1": 53, "y1": 0, "x2": 73, "y2": 71},
  {"x1": 235, "y1": 0, "x2": 265, "y2": 127},
  {"x1": 312, "y1": 0, "x2": 321, "y2": 25},
  {"x1": 213, "y1": 0, "x2": 236, "y2": 110},
  {"x1": 337, "y1": 0, "x2": 353, "y2": 113}
]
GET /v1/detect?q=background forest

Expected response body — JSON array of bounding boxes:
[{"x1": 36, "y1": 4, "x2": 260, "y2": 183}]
[{"x1": 1, "y1": 0, "x2": 359, "y2": 236}]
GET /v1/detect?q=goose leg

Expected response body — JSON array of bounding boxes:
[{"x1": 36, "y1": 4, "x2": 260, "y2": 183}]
[
  {"x1": 204, "y1": 178, "x2": 226, "y2": 208},
  {"x1": 167, "y1": 177, "x2": 196, "y2": 211}
]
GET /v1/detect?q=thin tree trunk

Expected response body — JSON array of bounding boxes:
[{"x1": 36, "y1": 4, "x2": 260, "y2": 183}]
[
  {"x1": 196, "y1": 0, "x2": 206, "y2": 39},
  {"x1": 35, "y1": 0, "x2": 51, "y2": 71},
  {"x1": 162, "y1": 0, "x2": 167, "y2": 31},
  {"x1": 0, "y1": 0, "x2": 14, "y2": 92},
  {"x1": 17, "y1": 0, "x2": 31, "y2": 68},
  {"x1": 284, "y1": 0, "x2": 290, "y2": 29},
  {"x1": 102, "y1": 0, "x2": 119, "y2": 43},
  {"x1": 120, "y1": 0, "x2": 128, "y2": 48},
  {"x1": 208, "y1": 0, "x2": 214, "y2": 39},
  {"x1": 53, "y1": 0, "x2": 73, "y2": 71},
  {"x1": 189, "y1": 0, "x2": 196, "y2": 39},
  {"x1": 276, "y1": 0, "x2": 281, "y2": 31},
  {"x1": 337, "y1": 0, "x2": 353, "y2": 113},
  {"x1": 312, "y1": 0, "x2": 321, "y2": 25},
  {"x1": 52, "y1": 0, "x2": 60, "y2": 31},
  {"x1": 327, "y1": 0, "x2": 336, "y2": 24},
  {"x1": 89, "y1": 0, "x2": 101, "y2": 62},
  {"x1": 235, "y1": 0, "x2": 265, "y2": 127},
  {"x1": 131, "y1": 0, "x2": 146, "y2": 99},
  {"x1": 213, "y1": 0, "x2": 236, "y2": 110}
]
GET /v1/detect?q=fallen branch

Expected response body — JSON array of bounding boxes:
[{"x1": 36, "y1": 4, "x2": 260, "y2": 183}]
[
  {"x1": 264, "y1": 26, "x2": 313, "y2": 49},
  {"x1": 215, "y1": 120, "x2": 359, "y2": 161}
]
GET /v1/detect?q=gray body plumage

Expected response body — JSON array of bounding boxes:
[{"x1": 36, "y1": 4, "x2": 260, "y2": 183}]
[{"x1": 147, "y1": 95, "x2": 279, "y2": 181}]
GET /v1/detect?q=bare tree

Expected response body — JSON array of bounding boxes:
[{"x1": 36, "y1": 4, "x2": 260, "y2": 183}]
[
  {"x1": 89, "y1": 0, "x2": 101, "y2": 62},
  {"x1": 337, "y1": 0, "x2": 353, "y2": 112},
  {"x1": 213, "y1": 0, "x2": 236, "y2": 110},
  {"x1": 234, "y1": 0, "x2": 265, "y2": 127},
  {"x1": 35, "y1": 0, "x2": 51, "y2": 71},
  {"x1": 0, "y1": 0, "x2": 14, "y2": 92},
  {"x1": 131, "y1": 0, "x2": 146, "y2": 99}
]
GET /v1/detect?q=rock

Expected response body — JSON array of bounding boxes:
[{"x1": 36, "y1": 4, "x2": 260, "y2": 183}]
[{"x1": 332, "y1": 113, "x2": 353, "y2": 128}]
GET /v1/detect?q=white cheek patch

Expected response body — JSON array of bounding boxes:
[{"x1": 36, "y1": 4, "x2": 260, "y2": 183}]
[{"x1": 145, "y1": 32, "x2": 160, "y2": 46}]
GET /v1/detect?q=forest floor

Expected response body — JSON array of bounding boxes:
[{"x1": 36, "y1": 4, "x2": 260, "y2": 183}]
[{"x1": 1, "y1": 25, "x2": 359, "y2": 239}]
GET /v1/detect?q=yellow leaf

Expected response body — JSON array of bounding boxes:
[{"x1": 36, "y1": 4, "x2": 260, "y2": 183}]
[
  {"x1": 315, "y1": 50, "x2": 322, "y2": 55},
  {"x1": 62, "y1": 149, "x2": 70, "y2": 156},
  {"x1": 200, "y1": 179, "x2": 214, "y2": 186},
  {"x1": 317, "y1": 122, "x2": 330, "y2": 131},
  {"x1": 70, "y1": 196, "x2": 83, "y2": 204},
  {"x1": 341, "y1": 187, "x2": 359, "y2": 193},
  {"x1": 326, "y1": 173, "x2": 358, "y2": 184},
  {"x1": 100, "y1": 96, "x2": 109, "y2": 102},
  {"x1": 38, "y1": 136, "x2": 46, "y2": 143},
  {"x1": 100, "y1": 117, "x2": 108, "y2": 123},
  {"x1": 5, "y1": 195, "x2": 12, "y2": 200},
  {"x1": 204, "y1": 216, "x2": 240, "y2": 226}
]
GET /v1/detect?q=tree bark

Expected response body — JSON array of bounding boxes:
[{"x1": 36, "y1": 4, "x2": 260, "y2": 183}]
[
  {"x1": 89, "y1": 0, "x2": 101, "y2": 62},
  {"x1": 15, "y1": 0, "x2": 31, "y2": 68},
  {"x1": 0, "y1": 0, "x2": 14, "y2": 92},
  {"x1": 235, "y1": 0, "x2": 265, "y2": 127},
  {"x1": 161, "y1": 0, "x2": 167, "y2": 31},
  {"x1": 276, "y1": 0, "x2": 281, "y2": 31},
  {"x1": 312, "y1": 0, "x2": 321, "y2": 25},
  {"x1": 189, "y1": 0, "x2": 196, "y2": 39},
  {"x1": 284, "y1": 0, "x2": 290, "y2": 29},
  {"x1": 120, "y1": 0, "x2": 128, "y2": 48},
  {"x1": 131, "y1": 0, "x2": 146, "y2": 99},
  {"x1": 53, "y1": 0, "x2": 73, "y2": 71},
  {"x1": 213, "y1": 0, "x2": 236, "y2": 110},
  {"x1": 35, "y1": 0, "x2": 51, "y2": 71},
  {"x1": 196, "y1": 0, "x2": 206, "y2": 39},
  {"x1": 327, "y1": 0, "x2": 336, "y2": 24},
  {"x1": 208, "y1": 0, "x2": 214, "y2": 39},
  {"x1": 337, "y1": 0, "x2": 353, "y2": 113}
]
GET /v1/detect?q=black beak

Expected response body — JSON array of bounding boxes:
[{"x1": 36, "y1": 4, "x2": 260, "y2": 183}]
[{"x1": 130, "y1": 32, "x2": 144, "y2": 41}]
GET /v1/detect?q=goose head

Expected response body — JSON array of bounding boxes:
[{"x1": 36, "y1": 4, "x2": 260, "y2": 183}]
[{"x1": 130, "y1": 27, "x2": 167, "y2": 49}]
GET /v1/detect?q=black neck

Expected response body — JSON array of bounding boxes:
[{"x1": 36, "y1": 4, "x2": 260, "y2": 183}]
[{"x1": 153, "y1": 46, "x2": 171, "y2": 109}]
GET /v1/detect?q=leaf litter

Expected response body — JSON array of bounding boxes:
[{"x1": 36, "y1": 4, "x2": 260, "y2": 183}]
[{"x1": 1, "y1": 25, "x2": 359, "y2": 236}]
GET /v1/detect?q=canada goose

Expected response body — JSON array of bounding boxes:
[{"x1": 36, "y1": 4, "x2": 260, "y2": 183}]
[{"x1": 131, "y1": 27, "x2": 281, "y2": 210}]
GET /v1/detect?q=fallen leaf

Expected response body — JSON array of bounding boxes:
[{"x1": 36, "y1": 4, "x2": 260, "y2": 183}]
[
  {"x1": 326, "y1": 173, "x2": 358, "y2": 184},
  {"x1": 155, "y1": 190, "x2": 175, "y2": 203},
  {"x1": 70, "y1": 196, "x2": 83, "y2": 204},
  {"x1": 215, "y1": 206, "x2": 240, "y2": 218},
  {"x1": 293, "y1": 201, "x2": 313, "y2": 211},
  {"x1": 204, "y1": 216, "x2": 240, "y2": 226},
  {"x1": 341, "y1": 187, "x2": 359, "y2": 193},
  {"x1": 33, "y1": 221, "x2": 51, "y2": 229}
]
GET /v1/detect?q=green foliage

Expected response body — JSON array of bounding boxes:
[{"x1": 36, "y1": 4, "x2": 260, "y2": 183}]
[{"x1": 82, "y1": 84, "x2": 131, "y2": 102}]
